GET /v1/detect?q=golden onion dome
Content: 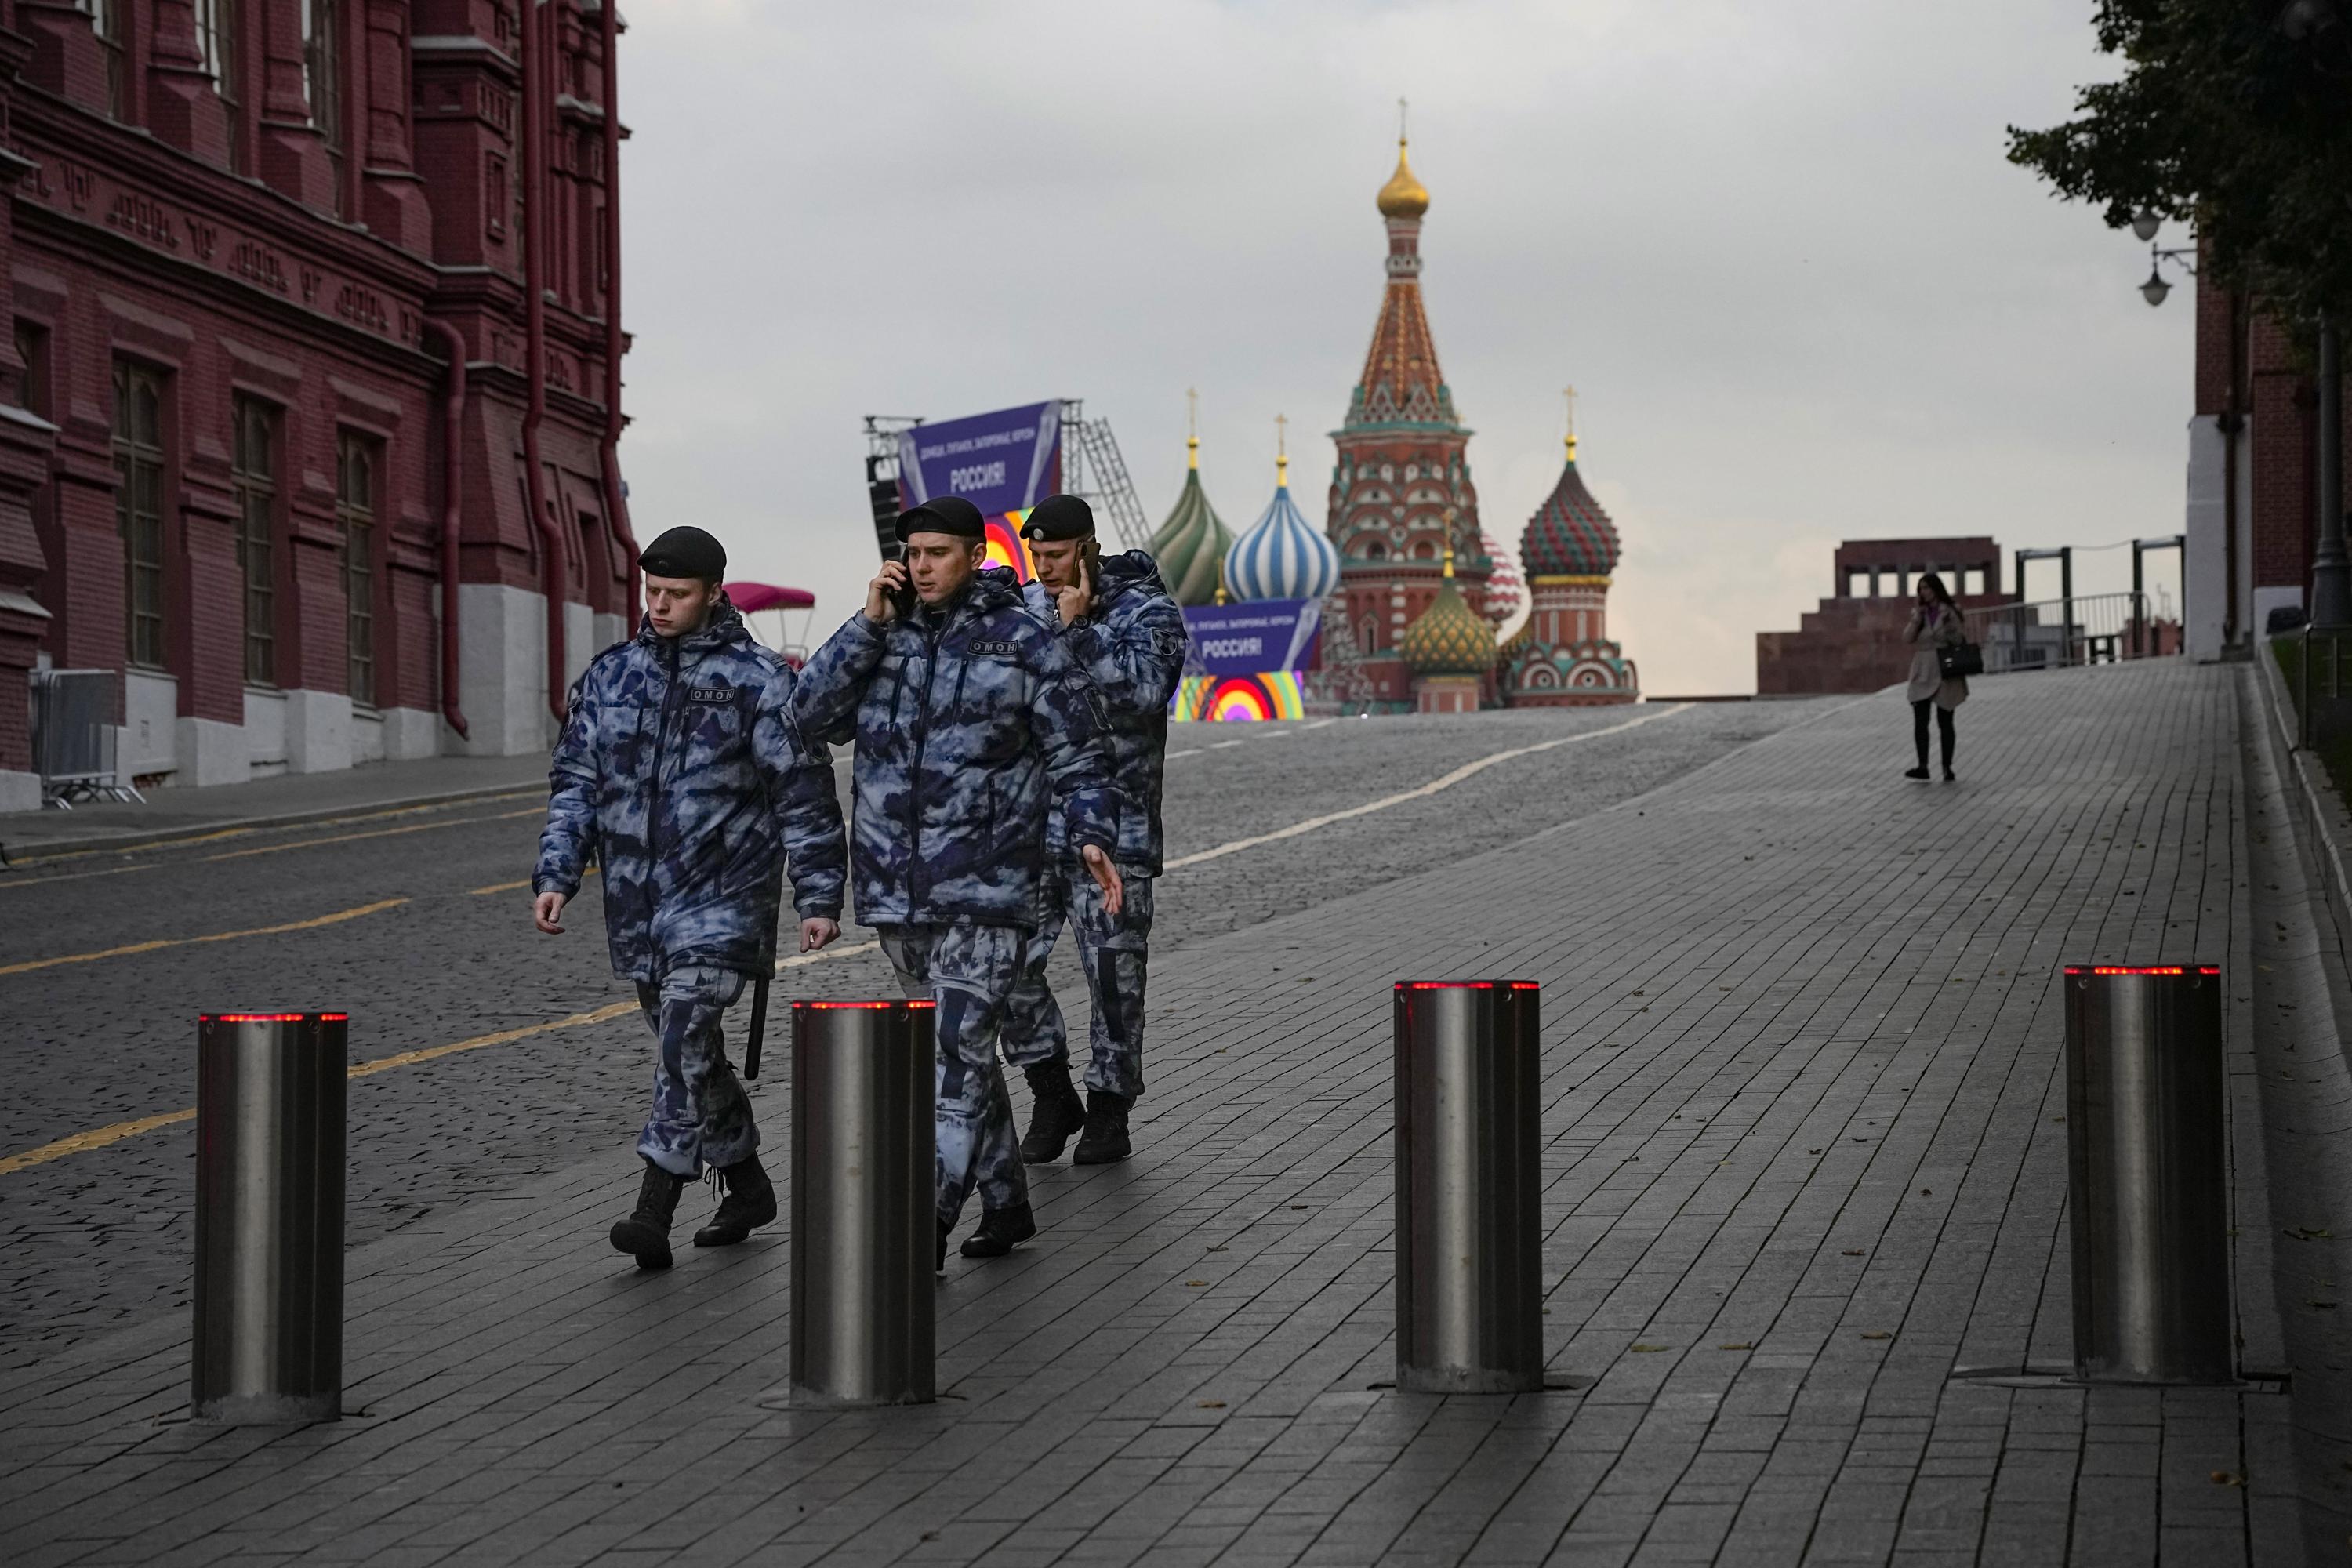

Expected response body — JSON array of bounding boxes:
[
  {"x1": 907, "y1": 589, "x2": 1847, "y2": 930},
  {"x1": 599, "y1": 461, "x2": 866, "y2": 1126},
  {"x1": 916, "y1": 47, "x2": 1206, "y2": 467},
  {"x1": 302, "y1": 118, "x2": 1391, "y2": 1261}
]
[
  {"x1": 1377, "y1": 137, "x2": 1429, "y2": 220},
  {"x1": 1400, "y1": 549, "x2": 1497, "y2": 677}
]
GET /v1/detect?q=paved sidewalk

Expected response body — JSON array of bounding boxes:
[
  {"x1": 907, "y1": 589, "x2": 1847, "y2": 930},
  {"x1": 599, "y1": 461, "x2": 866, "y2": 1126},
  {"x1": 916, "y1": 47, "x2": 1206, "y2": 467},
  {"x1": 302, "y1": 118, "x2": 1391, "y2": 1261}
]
[
  {"x1": 0, "y1": 753, "x2": 550, "y2": 862},
  {"x1": 0, "y1": 662, "x2": 2299, "y2": 1566}
]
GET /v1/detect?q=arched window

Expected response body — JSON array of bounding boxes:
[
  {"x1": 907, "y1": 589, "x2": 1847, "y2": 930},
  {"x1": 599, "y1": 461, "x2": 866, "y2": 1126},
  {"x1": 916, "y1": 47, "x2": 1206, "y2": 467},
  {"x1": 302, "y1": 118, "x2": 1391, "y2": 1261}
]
[
  {"x1": 1410, "y1": 539, "x2": 1437, "y2": 560},
  {"x1": 1362, "y1": 539, "x2": 1387, "y2": 560},
  {"x1": 230, "y1": 395, "x2": 278, "y2": 685},
  {"x1": 337, "y1": 431, "x2": 378, "y2": 705}
]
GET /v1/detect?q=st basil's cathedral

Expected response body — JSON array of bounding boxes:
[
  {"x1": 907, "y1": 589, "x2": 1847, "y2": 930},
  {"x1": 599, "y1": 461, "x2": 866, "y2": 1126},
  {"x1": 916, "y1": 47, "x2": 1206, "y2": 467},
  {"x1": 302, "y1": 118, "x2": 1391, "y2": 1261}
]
[{"x1": 1313, "y1": 130, "x2": 1639, "y2": 713}]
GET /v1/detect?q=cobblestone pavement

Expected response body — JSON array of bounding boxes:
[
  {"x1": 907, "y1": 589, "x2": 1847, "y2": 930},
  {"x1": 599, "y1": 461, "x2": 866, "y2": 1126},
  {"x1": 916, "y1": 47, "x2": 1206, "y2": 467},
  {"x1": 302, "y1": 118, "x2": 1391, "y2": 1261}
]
[
  {"x1": 0, "y1": 699, "x2": 1821, "y2": 1365},
  {"x1": 0, "y1": 661, "x2": 2314, "y2": 1566}
]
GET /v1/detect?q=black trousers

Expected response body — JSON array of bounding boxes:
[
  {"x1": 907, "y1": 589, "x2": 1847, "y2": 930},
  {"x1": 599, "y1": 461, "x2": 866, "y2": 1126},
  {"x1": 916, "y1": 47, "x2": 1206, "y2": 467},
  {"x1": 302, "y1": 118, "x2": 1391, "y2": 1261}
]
[{"x1": 1913, "y1": 699, "x2": 1955, "y2": 770}]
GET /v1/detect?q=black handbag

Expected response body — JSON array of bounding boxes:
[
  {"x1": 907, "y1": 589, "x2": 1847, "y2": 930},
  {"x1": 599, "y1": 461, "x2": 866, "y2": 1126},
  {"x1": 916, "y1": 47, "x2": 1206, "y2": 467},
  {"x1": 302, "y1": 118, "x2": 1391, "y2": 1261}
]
[{"x1": 1938, "y1": 641, "x2": 1984, "y2": 680}]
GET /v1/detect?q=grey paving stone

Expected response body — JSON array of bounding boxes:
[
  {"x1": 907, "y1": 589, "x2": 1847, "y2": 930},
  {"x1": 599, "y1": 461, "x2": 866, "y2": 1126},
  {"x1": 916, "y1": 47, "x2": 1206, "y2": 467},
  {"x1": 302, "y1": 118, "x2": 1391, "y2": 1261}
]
[{"x1": 0, "y1": 666, "x2": 2316, "y2": 1564}]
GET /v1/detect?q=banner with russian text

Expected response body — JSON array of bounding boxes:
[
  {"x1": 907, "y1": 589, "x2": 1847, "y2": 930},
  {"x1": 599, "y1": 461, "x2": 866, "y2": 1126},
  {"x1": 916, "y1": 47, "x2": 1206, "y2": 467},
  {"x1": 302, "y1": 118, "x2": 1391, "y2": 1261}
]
[{"x1": 895, "y1": 403, "x2": 1062, "y2": 583}]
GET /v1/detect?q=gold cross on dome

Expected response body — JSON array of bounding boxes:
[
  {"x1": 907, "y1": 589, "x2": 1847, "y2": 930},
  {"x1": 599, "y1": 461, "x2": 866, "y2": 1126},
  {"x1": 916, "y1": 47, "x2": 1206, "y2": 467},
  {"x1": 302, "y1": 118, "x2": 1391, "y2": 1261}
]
[
  {"x1": 1186, "y1": 387, "x2": 1198, "y2": 438},
  {"x1": 1563, "y1": 386, "x2": 1579, "y2": 459},
  {"x1": 1398, "y1": 97, "x2": 1409, "y2": 142},
  {"x1": 1274, "y1": 412, "x2": 1287, "y2": 458}
]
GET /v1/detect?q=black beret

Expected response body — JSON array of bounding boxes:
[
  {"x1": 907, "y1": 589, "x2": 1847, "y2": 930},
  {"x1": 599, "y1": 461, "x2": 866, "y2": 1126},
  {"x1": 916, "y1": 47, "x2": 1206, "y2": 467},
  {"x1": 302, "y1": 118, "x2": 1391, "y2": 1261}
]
[
  {"x1": 638, "y1": 525, "x2": 727, "y2": 582},
  {"x1": 1019, "y1": 494, "x2": 1095, "y2": 542},
  {"x1": 895, "y1": 495, "x2": 986, "y2": 542}
]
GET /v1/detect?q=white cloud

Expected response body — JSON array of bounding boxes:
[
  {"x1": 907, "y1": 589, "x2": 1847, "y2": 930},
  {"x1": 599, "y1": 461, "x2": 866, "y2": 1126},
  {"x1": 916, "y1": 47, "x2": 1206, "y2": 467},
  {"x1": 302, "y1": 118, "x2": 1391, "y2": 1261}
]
[{"x1": 619, "y1": 0, "x2": 2189, "y2": 693}]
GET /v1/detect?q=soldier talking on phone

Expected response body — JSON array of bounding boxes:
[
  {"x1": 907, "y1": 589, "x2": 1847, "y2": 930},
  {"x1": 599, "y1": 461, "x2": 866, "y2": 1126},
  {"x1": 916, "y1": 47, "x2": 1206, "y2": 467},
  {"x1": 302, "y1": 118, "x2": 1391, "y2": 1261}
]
[
  {"x1": 1002, "y1": 494, "x2": 1188, "y2": 1165},
  {"x1": 792, "y1": 495, "x2": 1124, "y2": 1269}
]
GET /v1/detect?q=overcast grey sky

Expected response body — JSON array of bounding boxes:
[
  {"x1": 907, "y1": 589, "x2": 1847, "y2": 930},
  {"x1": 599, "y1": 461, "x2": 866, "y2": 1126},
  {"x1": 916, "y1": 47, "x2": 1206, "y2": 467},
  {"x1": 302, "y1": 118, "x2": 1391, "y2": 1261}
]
[{"x1": 617, "y1": 0, "x2": 2190, "y2": 695}]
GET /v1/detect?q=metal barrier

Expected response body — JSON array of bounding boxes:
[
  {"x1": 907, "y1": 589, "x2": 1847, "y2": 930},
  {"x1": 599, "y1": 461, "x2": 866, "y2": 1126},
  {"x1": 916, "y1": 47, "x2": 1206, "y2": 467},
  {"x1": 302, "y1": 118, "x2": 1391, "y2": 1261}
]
[
  {"x1": 192, "y1": 1012, "x2": 347, "y2": 1424},
  {"x1": 31, "y1": 669, "x2": 140, "y2": 806},
  {"x1": 1393, "y1": 980, "x2": 1544, "y2": 1393},
  {"x1": 2063, "y1": 966, "x2": 2232, "y2": 1385},
  {"x1": 1962, "y1": 592, "x2": 2171, "y2": 674},
  {"x1": 788, "y1": 1000, "x2": 936, "y2": 1406}
]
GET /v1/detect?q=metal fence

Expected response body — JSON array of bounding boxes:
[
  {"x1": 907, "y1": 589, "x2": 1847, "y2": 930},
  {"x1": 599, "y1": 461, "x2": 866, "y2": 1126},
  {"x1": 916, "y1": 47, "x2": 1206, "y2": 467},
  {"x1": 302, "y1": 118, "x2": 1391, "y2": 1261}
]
[
  {"x1": 31, "y1": 669, "x2": 140, "y2": 807},
  {"x1": 1960, "y1": 592, "x2": 2174, "y2": 674}
]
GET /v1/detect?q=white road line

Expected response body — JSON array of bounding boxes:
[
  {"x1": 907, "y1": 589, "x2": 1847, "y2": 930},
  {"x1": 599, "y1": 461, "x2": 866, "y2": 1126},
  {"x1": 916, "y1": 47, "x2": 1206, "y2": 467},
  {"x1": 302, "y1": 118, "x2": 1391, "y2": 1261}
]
[
  {"x1": 1302, "y1": 718, "x2": 1339, "y2": 731},
  {"x1": 1210, "y1": 739, "x2": 1248, "y2": 750},
  {"x1": 1167, "y1": 748, "x2": 1203, "y2": 760},
  {"x1": 1163, "y1": 705, "x2": 1693, "y2": 872}
]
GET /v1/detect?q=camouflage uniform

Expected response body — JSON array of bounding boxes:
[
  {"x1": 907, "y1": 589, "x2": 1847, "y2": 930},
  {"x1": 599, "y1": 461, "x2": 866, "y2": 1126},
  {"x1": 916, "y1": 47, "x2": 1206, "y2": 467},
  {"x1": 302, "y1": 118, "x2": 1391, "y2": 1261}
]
[
  {"x1": 535, "y1": 601, "x2": 846, "y2": 1178},
  {"x1": 793, "y1": 565, "x2": 1117, "y2": 1225},
  {"x1": 1002, "y1": 553, "x2": 1187, "y2": 1100}
]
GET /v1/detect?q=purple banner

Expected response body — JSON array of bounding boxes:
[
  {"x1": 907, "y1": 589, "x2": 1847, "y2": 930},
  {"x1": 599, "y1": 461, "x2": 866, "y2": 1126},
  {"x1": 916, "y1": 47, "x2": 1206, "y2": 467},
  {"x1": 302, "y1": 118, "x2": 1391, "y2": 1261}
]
[
  {"x1": 895, "y1": 402, "x2": 1062, "y2": 519},
  {"x1": 1181, "y1": 599, "x2": 1323, "y2": 677}
]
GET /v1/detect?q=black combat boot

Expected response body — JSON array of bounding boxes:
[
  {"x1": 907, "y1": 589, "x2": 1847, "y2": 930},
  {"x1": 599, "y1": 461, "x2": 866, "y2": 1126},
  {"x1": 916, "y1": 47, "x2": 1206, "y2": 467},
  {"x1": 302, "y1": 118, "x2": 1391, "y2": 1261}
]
[
  {"x1": 1018, "y1": 1064, "x2": 1087, "y2": 1164},
  {"x1": 609, "y1": 1158, "x2": 686, "y2": 1270},
  {"x1": 958, "y1": 1202, "x2": 1037, "y2": 1258},
  {"x1": 691, "y1": 1152, "x2": 778, "y2": 1247},
  {"x1": 1073, "y1": 1090, "x2": 1133, "y2": 1165}
]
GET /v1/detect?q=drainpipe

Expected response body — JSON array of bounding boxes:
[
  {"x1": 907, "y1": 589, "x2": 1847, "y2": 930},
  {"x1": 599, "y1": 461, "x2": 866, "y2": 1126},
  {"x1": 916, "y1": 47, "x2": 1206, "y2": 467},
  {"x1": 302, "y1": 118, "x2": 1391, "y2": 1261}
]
[
  {"x1": 422, "y1": 317, "x2": 470, "y2": 740},
  {"x1": 2223, "y1": 289, "x2": 2243, "y2": 649},
  {"x1": 521, "y1": 0, "x2": 565, "y2": 721},
  {"x1": 597, "y1": 0, "x2": 637, "y2": 622}
]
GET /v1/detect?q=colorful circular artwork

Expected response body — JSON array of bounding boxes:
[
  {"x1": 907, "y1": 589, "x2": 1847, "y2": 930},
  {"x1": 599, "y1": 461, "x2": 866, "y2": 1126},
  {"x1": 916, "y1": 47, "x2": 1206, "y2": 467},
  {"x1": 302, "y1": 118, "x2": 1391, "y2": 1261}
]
[
  {"x1": 982, "y1": 511, "x2": 1033, "y2": 582},
  {"x1": 1171, "y1": 672, "x2": 1306, "y2": 722}
]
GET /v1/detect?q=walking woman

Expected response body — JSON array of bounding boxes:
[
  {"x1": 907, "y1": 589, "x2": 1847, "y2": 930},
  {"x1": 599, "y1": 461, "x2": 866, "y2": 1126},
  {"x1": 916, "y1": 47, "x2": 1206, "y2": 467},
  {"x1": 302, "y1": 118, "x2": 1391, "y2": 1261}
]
[{"x1": 1904, "y1": 573, "x2": 1968, "y2": 781}]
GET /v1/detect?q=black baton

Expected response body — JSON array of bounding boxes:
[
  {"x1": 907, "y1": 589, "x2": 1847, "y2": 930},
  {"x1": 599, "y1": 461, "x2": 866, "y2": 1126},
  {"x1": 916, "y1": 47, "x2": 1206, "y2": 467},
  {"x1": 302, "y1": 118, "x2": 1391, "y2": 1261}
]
[{"x1": 744, "y1": 973, "x2": 771, "y2": 1081}]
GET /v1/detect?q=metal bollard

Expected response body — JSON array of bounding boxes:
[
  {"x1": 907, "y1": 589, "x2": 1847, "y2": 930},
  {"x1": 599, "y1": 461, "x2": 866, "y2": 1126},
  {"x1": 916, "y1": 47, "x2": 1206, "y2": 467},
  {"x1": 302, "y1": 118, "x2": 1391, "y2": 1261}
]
[
  {"x1": 1393, "y1": 980, "x2": 1544, "y2": 1393},
  {"x1": 191, "y1": 1012, "x2": 347, "y2": 1424},
  {"x1": 789, "y1": 1000, "x2": 936, "y2": 1406},
  {"x1": 2063, "y1": 965, "x2": 2232, "y2": 1384}
]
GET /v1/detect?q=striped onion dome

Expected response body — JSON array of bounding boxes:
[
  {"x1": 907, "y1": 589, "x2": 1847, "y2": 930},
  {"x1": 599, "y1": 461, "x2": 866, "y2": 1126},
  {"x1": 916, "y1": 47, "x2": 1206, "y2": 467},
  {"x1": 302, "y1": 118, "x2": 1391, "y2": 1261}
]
[
  {"x1": 1401, "y1": 550, "x2": 1497, "y2": 677},
  {"x1": 1223, "y1": 453, "x2": 1341, "y2": 603},
  {"x1": 1522, "y1": 442, "x2": 1620, "y2": 579},
  {"x1": 1479, "y1": 528, "x2": 1528, "y2": 633},
  {"x1": 1150, "y1": 434, "x2": 1234, "y2": 607}
]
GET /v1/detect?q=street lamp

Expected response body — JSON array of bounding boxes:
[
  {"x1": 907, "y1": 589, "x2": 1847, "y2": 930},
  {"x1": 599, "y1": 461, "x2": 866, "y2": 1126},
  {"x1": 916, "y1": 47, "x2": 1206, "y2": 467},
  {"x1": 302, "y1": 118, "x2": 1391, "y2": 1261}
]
[{"x1": 2136, "y1": 238, "x2": 2196, "y2": 308}]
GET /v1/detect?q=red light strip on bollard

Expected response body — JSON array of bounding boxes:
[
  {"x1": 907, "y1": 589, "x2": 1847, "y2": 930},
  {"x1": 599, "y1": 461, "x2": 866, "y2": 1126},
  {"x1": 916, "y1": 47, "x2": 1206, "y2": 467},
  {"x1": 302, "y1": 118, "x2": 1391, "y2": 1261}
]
[
  {"x1": 790, "y1": 1000, "x2": 937, "y2": 1010},
  {"x1": 200, "y1": 1013, "x2": 347, "y2": 1022},
  {"x1": 2061, "y1": 966, "x2": 2220, "y2": 977},
  {"x1": 1394, "y1": 982, "x2": 1541, "y2": 991}
]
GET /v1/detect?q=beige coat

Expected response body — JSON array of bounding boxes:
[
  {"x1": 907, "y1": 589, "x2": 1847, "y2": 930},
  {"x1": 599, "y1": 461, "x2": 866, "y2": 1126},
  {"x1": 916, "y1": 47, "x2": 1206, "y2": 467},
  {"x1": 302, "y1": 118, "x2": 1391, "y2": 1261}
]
[{"x1": 1904, "y1": 604, "x2": 1969, "y2": 709}]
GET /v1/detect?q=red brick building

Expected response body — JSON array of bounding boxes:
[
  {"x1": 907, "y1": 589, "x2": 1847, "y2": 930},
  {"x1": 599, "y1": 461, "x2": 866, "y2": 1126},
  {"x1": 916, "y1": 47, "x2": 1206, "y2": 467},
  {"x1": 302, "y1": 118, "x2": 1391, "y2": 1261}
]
[
  {"x1": 2181, "y1": 267, "x2": 2351, "y2": 659},
  {"x1": 1756, "y1": 538, "x2": 2006, "y2": 695},
  {"x1": 0, "y1": 0, "x2": 631, "y2": 808}
]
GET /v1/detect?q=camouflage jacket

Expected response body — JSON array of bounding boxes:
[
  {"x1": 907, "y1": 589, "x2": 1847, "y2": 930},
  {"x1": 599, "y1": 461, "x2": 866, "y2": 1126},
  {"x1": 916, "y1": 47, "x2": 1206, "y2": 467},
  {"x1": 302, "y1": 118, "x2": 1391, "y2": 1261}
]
[
  {"x1": 793, "y1": 566, "x2": 1117, "y2": 929},
  {"x1": 1022, "y1": 550, "x2": 1188, "y2": 876},
  {"x1": 534, "y1": 601, "x2": 848, "y2": 982}
]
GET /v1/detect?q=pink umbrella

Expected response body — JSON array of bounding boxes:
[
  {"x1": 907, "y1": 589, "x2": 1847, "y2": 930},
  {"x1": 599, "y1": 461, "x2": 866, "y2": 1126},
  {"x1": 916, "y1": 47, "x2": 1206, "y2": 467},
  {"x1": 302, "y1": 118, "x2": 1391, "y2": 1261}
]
[
  {"x1": 724, "y1": 581, "x2": 819, "y2": 666},
  {"x1": 726, "y1": 582, "x2": 817, "y2": 613}
]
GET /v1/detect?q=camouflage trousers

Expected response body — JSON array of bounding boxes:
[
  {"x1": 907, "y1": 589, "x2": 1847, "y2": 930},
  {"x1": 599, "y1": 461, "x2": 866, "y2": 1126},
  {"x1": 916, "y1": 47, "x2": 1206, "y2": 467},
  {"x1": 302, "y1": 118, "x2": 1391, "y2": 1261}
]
[
  {"x1": 875, "y1": 923, "x2": 1030, "y2": 1228},
  {"x1": 1000, "y1": 866, "x2": 1154, "y2": 1100},
  {"x1": 632, "y1": 963, "x2": 757, "y2": 1178}
]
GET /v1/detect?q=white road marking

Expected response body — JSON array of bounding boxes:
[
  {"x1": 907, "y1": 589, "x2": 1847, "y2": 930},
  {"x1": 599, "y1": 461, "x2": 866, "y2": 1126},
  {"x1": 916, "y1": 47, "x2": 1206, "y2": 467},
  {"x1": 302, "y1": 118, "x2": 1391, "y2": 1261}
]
[{"x1": 1163, "y1": 705, "x2": 1693, "y2": 872}]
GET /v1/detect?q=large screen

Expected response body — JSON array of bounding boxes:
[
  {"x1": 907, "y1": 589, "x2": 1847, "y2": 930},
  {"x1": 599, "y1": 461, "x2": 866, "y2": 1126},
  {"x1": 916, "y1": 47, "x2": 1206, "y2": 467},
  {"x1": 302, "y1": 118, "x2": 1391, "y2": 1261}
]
[{"x1": 895, "y1": 402, "x2": 1063, "y2": 583}]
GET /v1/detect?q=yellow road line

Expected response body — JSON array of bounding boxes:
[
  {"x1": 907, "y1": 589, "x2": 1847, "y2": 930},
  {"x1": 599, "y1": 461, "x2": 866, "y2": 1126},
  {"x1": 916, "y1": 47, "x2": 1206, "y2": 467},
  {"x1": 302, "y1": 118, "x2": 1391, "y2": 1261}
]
[
  {"x1": 470, "y1": 866, "x2": 599, "y2": 897},
  {"x1": 0, "y1": 863, "x2": 158, "y2": 890},
  {"x1": 199, "y1": 808, "x2": 540, "y2": 864},
  {"x1": 346, "y1": 1000, "x2": 641, "y2": 1081},
  {"x1": 0, "y1": 935, "x2": 893, "y2": 1176},
  {"x1": 0, "y1": 1109, "x2": 198, "y2": 1176},
  {"x1": 0, "y1": 898, "x2": 410, "y2": 978},
  {"x1": 0, "y1": 790, "x2": 542, "y2": 873}
]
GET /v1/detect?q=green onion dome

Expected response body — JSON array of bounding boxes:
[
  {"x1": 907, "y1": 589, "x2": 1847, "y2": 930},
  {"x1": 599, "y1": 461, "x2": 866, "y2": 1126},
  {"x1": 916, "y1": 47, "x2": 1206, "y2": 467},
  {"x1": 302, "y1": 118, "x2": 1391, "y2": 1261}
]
[
  {"x1": 1400, "y1": 548, "x2": 1497, "y2": 677},
  {"x1": 1150, "y1": 434, "x2": 1235, "y2": 607}
]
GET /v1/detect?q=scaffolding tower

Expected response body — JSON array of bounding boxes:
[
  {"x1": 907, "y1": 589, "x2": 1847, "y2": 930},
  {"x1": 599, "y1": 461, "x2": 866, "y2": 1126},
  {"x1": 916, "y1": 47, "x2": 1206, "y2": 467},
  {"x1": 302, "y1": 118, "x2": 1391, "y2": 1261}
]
[{"x1": 861, "y1": 401, "x2": 1153, "y2": 560}]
